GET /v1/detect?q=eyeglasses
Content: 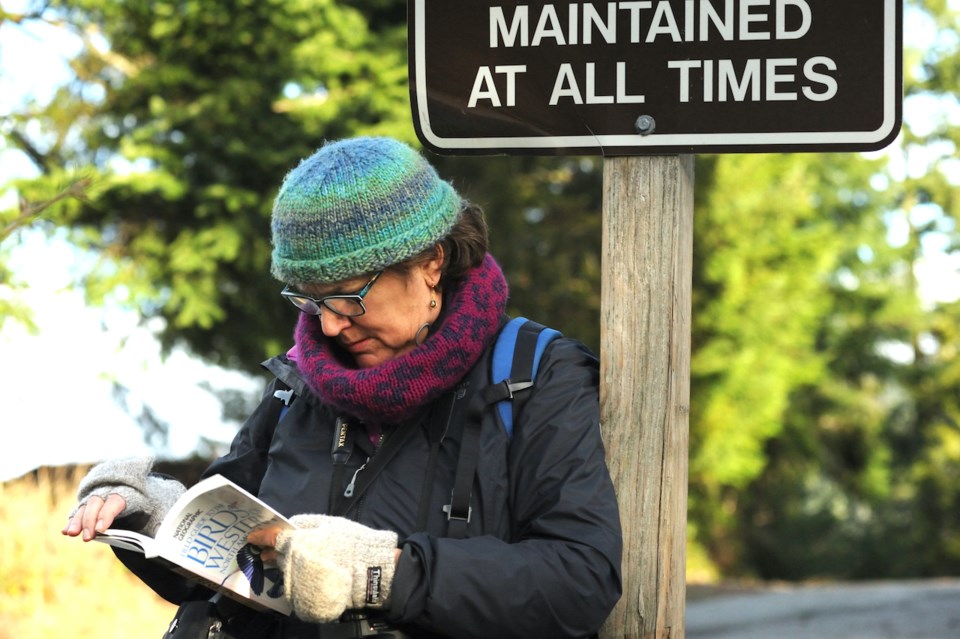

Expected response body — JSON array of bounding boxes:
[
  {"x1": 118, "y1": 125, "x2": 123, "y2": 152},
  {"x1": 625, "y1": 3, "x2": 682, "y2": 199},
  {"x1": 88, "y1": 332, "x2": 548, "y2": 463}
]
[{"x1": 281, "y1": 271, "x2": 383, "y2": 318}]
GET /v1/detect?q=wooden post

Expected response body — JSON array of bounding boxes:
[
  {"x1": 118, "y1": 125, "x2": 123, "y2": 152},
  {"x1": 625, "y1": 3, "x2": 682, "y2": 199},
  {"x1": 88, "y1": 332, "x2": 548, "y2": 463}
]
[{"x1": 599, "y1": 155, "x2": 694, "y2": 639}]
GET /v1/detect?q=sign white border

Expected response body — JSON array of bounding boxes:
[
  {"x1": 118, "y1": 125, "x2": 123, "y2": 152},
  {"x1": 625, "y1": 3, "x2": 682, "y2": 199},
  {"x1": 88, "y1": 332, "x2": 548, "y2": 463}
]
[{"x1": 412, "y1": 0, "x2": 900, "y2": 152}]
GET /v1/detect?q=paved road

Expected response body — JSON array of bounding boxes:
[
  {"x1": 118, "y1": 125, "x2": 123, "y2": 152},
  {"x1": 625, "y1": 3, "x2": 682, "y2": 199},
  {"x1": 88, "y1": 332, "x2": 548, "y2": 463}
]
[{"x1": 686, "y1": 579, "x2": 960, "y2": 639}]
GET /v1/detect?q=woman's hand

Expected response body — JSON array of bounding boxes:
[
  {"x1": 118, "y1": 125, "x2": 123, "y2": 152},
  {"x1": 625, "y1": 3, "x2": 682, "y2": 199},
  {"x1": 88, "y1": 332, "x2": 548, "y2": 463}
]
[
  {"x1": 247, "y1": 523, "x2": 402, "y2": 565},
  {"x1": 247, "y1": 515, "x2": 401, "y2": 622},
  {"x1": 246, "y1": 524, "x2": 286, "y2": 563},
  {"x1": 62, "y1": 494, "x2": 127, "y2": 541}
]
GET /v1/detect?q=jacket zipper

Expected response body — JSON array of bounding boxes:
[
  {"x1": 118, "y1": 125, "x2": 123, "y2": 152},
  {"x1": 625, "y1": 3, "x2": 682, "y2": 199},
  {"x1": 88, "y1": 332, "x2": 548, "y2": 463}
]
[
  {"x1": 342, "y1": 430, "x2": 384, "y2": 498},
  {"x1": 343, "y1": 461, "x2": 366, "y2": 498}
]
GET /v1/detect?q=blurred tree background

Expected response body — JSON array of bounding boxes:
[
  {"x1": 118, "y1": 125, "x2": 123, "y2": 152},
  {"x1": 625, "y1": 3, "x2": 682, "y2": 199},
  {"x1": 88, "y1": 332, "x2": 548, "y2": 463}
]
[{"x1": 2, "y1": 0, "x2": 958, "y2": 583}]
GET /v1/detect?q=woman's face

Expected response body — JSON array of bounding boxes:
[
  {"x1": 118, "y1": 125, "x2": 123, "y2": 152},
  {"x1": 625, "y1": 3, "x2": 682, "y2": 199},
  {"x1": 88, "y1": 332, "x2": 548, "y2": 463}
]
[{"x1": 301, "y1": 255, "x2": 444, "y2": 369}]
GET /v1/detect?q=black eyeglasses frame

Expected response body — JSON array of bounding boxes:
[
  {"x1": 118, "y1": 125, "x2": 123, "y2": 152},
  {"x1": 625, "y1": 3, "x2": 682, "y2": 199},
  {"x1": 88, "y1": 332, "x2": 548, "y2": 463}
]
[{"x1": 280, "y1": 271, "x2": 383, "y2": 318}]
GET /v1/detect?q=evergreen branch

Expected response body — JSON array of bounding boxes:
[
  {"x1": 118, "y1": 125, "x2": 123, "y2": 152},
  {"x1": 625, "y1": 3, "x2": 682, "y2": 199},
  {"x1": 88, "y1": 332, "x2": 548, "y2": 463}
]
[
  {"x1": 6, "y1": 127, "x2": 51, "y2": 174},
  {"x1": 1, "y1": 177, "x2": 93, "y2": 242}
]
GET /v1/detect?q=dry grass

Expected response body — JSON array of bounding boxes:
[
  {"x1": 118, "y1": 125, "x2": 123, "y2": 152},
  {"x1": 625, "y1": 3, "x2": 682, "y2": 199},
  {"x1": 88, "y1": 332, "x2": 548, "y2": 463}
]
[{"x1": 0, "y1": 466, "x2": 176, "y2": 639}]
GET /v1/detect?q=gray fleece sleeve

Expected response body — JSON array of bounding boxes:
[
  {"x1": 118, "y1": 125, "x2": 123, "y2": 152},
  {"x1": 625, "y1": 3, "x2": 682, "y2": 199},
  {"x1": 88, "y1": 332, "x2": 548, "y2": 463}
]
[{"x1": 75, "y1": 456, "x2": 186, "y2": 537}]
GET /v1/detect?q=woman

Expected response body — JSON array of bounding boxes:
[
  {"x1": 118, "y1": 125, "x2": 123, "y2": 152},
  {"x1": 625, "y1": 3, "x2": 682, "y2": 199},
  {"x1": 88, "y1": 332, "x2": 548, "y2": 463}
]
[{"x1": 63, "y1": 137, "x2": 622, "y2": 638}]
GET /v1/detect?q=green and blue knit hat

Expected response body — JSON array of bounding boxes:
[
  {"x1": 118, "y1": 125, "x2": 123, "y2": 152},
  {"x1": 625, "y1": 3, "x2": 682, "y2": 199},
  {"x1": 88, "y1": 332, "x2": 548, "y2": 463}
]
[{"x1": 271, "y1": 137, "x2": 462, "y2": 284}]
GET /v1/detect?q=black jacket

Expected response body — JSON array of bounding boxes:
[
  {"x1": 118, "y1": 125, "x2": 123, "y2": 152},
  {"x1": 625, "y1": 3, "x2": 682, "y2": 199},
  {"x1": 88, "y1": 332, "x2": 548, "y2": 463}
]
[{"x1": 120, "y1": 330, "x2": 622, "y2": 638}]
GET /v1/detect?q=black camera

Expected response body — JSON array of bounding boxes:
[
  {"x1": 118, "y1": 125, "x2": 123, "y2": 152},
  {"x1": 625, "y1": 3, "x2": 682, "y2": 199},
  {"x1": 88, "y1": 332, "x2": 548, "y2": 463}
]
[{"x1": 338, "y1": 611, "x2": 411, "y2": 639}]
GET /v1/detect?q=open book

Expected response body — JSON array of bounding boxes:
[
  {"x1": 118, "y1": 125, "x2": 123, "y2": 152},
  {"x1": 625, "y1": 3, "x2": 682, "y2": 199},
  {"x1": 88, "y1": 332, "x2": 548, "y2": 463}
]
[{"x1": 94, "y1": 474, "x2": 294, "y2": 614}]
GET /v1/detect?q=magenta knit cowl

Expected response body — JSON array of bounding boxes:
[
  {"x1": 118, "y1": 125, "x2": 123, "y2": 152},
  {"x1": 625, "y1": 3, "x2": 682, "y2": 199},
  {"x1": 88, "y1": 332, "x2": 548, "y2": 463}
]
[{"x1": 292, "y1": 253, "x2": 509, "y2": 424}]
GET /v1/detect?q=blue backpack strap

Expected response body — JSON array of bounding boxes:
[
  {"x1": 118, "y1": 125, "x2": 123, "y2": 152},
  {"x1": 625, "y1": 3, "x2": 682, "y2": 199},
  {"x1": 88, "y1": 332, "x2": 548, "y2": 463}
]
[
  {"x1": 490, "y1": 317, "x2": 562, "y2": 438},
  {"x1": 445, "y1": 318, "x2": 561, "y2": 538}
]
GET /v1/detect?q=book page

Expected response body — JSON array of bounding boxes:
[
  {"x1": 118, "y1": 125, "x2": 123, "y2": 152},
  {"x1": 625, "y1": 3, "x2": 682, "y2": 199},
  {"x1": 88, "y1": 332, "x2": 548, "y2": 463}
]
[{"x1": 95, "y1": 528, "x2": 159, "y2": 555}]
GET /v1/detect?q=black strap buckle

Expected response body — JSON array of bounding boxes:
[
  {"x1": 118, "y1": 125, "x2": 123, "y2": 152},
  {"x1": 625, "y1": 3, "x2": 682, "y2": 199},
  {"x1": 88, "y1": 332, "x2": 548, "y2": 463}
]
[
  {"x1": 482, "y1": 378, "x2": 534, "y2": 404},
  {"x1": 442, "y1": 502, "x2": 472, "y2": 523}
]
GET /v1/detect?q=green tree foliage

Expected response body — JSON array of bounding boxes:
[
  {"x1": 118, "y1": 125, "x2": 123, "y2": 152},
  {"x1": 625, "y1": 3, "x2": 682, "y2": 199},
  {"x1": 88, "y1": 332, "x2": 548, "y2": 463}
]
[
  {"x1": 0, "y1": 175, "x2": 92, "y2": 331},
  {"x1": 703, "y1": 0, "x2": 960, "y2": 579},
  {"x1": 687, "y1": 150, "x2": 896, "y2": 575},
  {"x1": 4, "y1": 0, "x2": 414, "y2": 371}
]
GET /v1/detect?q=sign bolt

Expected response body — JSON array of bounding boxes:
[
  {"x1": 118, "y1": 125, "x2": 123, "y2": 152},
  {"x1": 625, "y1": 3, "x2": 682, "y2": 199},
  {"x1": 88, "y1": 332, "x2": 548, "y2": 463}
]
[{"x1": 635, "y1": 115, "x2": 656, "y2": 136}]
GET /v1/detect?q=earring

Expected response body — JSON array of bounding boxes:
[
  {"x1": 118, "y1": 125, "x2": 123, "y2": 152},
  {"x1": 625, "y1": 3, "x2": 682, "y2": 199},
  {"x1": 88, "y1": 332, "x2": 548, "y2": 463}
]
[
  {"x1": 415, "y1": 322, "x2": 431, "y2": 345},
  {"x1": 429, "y1": 283, "x2": 437, "y2": 309}
]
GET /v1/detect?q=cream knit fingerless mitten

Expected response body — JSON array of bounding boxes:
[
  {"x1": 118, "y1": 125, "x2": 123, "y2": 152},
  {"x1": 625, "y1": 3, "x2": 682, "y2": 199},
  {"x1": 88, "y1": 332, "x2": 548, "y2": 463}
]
[{"x1": 275, "y1": 514, "x2": 399, "y2": 623}]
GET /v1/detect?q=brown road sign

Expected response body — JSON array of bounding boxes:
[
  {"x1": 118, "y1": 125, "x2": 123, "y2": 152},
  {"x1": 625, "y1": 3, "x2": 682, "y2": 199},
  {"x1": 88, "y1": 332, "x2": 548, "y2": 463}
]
[{"x1": 408, "y1": 0, "x2": 903, "y2": 155}]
